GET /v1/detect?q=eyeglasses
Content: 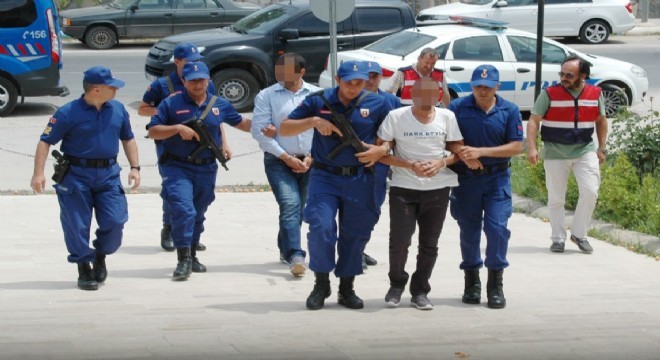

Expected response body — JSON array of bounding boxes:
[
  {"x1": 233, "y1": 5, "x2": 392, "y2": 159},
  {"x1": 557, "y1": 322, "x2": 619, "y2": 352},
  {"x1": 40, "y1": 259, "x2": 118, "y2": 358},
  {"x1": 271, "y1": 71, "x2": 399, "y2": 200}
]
[{"x1": 558, "y1": 72, "x2": 576, "y2": 80}]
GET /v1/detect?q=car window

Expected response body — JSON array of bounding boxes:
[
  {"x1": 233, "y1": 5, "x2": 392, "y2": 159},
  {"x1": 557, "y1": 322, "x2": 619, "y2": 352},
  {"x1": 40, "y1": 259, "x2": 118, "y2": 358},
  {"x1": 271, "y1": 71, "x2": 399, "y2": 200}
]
[
  {"x1": 139, "y1": 0, "x2": 173, "y2": 10},
  {"x1": 0, "y1": 0, "x2": 36, "y2": 28},
  {"x1": 365, "y1": 31, "x2": 435, "y2": 56},
  {"x1": 451, "y1": 36, "x2": 503, "y2": 61},
  {"x1": 233, "y1": 4, "x2": 298, "y2": 35},
  {"x1": 503, "y1": 0, "x2": 537, "y2": 6},
  {"x1": 506, "y1": 35, "x2": 567, "y2": 63},
  {"x1": 435, "y1": 42, "x2": 450, "y2": 60},
  {"x1": 286, "y1": 12, "x2": 346, "y2": 37},
  {"x1": 177, "y1": 0, "x2": 210, "y2": 9},
  {"x1": 355, "y1": 8, "x2": 403, "y2": 33}
]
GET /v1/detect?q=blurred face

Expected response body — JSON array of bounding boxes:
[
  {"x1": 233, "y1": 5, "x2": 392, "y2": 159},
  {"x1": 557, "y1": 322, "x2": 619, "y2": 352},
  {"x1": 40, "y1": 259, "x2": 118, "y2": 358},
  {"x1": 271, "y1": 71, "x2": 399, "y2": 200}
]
[
  {"x1": 275, "y1": 56, "x2": 304, "y2": 90},
  {"x1": 336, "y1": 77, "x2": 366, "y2": 103},
  {"x1": 559, "y1": 60, "x2": 585, "y2": 90},
  {"x1": 91, "y1": 84, "x2": 118, "y2": 101},
  {"x1": 184, "y1": 78, "x2": 209, "y2": 99},
  {"x1": 417, "y1": 54, "x2": 438, "y2": 77},
  {"x1": 411, "y1": 78, "x2": 439, "y2": 109},
  {"x1": 365, "y1": 72, "x2": 381, "y2": 93},
  {"x1": 471, "y1": 84, "x2": 499, "y2": 103}
]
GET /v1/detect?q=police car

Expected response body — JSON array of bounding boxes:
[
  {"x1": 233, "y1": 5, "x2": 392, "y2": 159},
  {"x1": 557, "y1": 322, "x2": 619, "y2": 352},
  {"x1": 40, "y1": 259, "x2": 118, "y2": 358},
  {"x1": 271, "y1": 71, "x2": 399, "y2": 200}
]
[
  {"x1": 0, "y1": 0, "x2": 69, "y2": 117},
  {"x1": 317, "y1": 18, "x2": 648, "y2": 117}
]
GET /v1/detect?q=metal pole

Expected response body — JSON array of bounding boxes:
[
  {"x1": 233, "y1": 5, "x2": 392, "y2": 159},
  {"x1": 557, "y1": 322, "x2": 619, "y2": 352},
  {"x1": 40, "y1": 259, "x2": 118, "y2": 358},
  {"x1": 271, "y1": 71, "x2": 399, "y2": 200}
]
[
  {"x1": 641, "y1": 0, "x2": 649, "y2": 23},
  {"x1": 534, "y1": 0, "x2": 545, "y2": 102},
  {"x1": 330, "y1": 0, "x2": 337, "y2": 87}
]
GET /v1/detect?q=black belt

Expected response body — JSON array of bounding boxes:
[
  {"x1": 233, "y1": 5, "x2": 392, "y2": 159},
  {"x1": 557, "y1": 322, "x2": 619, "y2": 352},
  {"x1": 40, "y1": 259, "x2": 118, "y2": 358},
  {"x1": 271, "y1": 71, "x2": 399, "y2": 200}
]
[
  {"x1": 313, "y1": 162, "x2": 364, "y2": 176},
  {"x1": 64, "y1": 155, "x2": 116, "y2": 168},
  {"x1": 160, "y1": 152, "x2": 215, "y2": 165},
  {"x1": 454, "y1": 162, "x2": 510, "y2": 176}
]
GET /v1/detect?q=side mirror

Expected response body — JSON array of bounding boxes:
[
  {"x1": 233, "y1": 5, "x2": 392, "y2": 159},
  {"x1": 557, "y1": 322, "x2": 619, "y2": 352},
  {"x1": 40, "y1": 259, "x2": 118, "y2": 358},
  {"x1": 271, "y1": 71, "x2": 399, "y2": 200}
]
[
  {"x1": 494, "y1": 1, "x2": 508, "y2": 8},
  {"x1": 279, "y1": 28, "x2": 300, "y2": 41},
  {"x1": 130, "y1": 4, "x2": 138, "y2": 12}
]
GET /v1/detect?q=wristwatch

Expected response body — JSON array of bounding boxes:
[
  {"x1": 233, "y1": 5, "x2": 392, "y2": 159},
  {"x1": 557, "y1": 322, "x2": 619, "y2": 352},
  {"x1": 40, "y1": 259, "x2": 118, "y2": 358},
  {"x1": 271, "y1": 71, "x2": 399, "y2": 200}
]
[
  {"x1": 130, "y1": 166, "x2": 141, "y2": 171},
  {"x1": 382, "y1": 143, "x2": 392, "y2": 155}
]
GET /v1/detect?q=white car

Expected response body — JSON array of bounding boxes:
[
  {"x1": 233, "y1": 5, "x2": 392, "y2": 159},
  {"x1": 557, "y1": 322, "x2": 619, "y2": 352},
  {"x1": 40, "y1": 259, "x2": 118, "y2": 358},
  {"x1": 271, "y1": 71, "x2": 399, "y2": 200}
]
[
  {"x1": 318, "y1": 21, "x2": 647, "y2": 117},
  {"x1": 416, "y1": 0, "x2": 636, "y2": 44}
]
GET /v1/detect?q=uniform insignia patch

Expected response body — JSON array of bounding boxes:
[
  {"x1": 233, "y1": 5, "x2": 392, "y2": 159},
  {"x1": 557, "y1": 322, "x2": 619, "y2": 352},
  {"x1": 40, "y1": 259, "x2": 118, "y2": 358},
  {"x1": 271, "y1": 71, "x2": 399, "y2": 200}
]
[
  {"x1": 43, "y1": 126, "x2": 52, "y2": 135},
  {"x1": 481, "y1": 68, "x2": 489, "y2": 78},
  {"x1": 360, "y1": 108, "x2": 370, "y2": 117},
  {"x1": 49, "y1": 117, "x2": 56, "y2": 124},
  {"x1": 320, "y1": 109, "x2": 331, "y2": 115},
  {"x1": 212, "y1": 108, "x2": 219, "y2": 115},
  {"x1": 176, "y1": 109, "x2": 191, "y2": 115}
]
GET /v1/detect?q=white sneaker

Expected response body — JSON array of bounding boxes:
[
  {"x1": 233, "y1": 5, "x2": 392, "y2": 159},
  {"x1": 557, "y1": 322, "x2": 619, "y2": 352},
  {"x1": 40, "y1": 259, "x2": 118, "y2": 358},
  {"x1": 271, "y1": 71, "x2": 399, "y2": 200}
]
[{"x1": 289, "y1": 256, "x2": 306, "y2": 277}]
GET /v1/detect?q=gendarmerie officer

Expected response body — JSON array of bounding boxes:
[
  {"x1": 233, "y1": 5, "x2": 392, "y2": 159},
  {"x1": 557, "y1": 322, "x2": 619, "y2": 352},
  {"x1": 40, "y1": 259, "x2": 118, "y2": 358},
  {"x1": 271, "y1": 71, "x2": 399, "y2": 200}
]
[
  {"x1": 148, "y1": 62, "x2": 251, "y2": 281},
  {"x1": 280, "y1": 61, "x2": 393, "y2": 310},
  {"x1": 30, "y1": 66, "x2": 141, "y2": 291}
]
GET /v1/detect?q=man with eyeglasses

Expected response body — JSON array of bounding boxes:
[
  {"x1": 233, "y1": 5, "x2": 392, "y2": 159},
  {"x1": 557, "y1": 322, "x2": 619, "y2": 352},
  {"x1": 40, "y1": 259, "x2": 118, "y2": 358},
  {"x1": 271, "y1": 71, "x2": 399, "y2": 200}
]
[{"x1": 526, "y1": 54, "x2": 608, "y2": 255}]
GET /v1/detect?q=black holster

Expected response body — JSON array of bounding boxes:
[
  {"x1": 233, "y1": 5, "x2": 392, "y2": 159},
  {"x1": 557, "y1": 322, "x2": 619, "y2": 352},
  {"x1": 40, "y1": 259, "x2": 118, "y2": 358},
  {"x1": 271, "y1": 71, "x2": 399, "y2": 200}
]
[{"x1": 51, "y1": 150, "x2": 70, "y2": 184}]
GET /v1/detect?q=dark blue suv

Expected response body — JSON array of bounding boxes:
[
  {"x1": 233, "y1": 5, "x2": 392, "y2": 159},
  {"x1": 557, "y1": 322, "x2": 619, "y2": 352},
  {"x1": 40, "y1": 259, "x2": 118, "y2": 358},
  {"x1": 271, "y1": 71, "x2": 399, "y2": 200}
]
[{"x1": 0, "y1": 0, "x2": 69, "y2": 117}]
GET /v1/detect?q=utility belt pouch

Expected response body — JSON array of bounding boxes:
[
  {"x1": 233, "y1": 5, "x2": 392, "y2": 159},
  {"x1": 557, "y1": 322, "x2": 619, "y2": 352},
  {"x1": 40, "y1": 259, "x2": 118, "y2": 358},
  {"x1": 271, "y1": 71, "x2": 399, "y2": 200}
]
[{"x1": 51, "y1": 150, "x2": 70, "y2": 184}]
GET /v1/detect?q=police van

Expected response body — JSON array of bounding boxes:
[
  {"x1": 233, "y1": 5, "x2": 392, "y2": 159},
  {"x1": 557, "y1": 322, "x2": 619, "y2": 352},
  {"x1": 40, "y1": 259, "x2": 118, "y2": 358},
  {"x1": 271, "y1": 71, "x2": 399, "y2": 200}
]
[{"x1": 0, "y1": 0, "x2": 69, "y2": 117}]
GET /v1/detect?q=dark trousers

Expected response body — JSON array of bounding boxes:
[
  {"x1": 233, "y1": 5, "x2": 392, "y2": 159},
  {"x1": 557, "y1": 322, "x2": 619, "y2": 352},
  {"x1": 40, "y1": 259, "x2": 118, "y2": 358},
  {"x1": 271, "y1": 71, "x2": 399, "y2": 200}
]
[{"x1": 388, "y1": 186, "x2": 451, "y2": 296}]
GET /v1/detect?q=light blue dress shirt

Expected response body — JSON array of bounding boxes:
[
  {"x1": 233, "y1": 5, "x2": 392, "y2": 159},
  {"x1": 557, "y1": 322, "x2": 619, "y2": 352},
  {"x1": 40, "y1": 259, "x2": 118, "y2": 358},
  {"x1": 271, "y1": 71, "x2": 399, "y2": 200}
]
[{"x1": 251, "y1": 81, "x2": 321, "y2": 157}]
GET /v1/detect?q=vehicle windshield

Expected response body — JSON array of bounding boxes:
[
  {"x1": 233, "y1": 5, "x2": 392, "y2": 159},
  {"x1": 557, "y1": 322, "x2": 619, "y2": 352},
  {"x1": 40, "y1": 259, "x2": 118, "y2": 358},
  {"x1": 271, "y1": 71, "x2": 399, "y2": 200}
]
[
  {"x1": 232, "y1": 4, "x2": 298, "y2": 35},
  {"x1": 365, "y1": 31, "x2": 436, "y2": 57},
  {"x1": 111, "y1": 0, "x2": 137, "y2": 9},
  {"x1": 459, "y1": 0, "x2": 494, "y2": 4}
]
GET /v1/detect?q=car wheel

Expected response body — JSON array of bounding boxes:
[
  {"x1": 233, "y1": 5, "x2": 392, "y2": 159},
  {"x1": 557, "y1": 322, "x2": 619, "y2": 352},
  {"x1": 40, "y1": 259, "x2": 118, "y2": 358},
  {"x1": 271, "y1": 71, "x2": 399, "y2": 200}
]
[
  {"x1": 84, "y1": 26, "x2": 117, "y2": 50},
  {"x1": 0, "y1": 76, "x2": 18, "y2": 117},
  {"x1": 212, "y1": 69, "x2": 260, "y2": 112},
  {"x1": 599, "y1": 83, "x2": 628, "y2": 117},
  {"x1": 579, "y1": 20, "x2": 610, "y2": 44}
]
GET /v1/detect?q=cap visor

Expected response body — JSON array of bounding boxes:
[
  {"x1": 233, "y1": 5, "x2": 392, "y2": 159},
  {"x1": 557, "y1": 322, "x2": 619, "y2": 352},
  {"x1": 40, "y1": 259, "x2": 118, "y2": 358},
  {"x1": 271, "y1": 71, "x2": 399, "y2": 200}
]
[
  {"x1": 185, "y1": 53, "x2": 204, "y2": 61},
  {"x1": 341, "y1": 74, "x2": 368, "y2": 81},
  {"x1": 470, "y1": 80, "x2": 498, "y2": 88},
  {"x1": 107, "y1": 79, "x2": 126, "y2": 88},
  {"x1": 184, "y1": 73, "x2": 210, "y2": 81}
]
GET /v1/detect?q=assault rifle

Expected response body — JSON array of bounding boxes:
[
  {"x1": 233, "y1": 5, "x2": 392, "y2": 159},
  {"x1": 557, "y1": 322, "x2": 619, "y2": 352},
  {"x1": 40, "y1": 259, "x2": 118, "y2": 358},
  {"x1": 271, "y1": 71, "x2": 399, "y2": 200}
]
[
  {"x1": 314, "y1": 92, "x2": 374, "y2": 172},
  {"x1": 183, "y1": 95, "x2": 229, "y2": 171}
]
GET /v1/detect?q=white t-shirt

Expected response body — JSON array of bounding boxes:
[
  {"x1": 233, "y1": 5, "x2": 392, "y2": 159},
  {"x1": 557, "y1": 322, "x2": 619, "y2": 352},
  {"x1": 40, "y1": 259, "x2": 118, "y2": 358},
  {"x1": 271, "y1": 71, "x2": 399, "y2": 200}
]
[{"x1": 378, "y1": 106, "x2": 463, "y2": 191}]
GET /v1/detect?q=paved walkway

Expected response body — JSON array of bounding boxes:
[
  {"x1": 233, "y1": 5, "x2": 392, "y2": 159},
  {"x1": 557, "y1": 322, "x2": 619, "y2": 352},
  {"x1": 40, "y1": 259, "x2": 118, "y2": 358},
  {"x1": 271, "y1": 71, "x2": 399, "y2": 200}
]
[{"x1": 1, "y1": 192, "x2": 659, "y2": 359}]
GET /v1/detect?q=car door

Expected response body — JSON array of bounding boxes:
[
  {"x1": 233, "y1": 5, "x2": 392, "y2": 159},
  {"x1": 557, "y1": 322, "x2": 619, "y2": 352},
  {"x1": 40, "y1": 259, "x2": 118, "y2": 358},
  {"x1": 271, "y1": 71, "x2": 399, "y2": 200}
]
[
  {"x1": 503, "y1": 34, "x2": 567, "y2": 109},
  {"x1": 352, "y1": 7, "x2": 409, "y2": 48},
  {"x1": 489, "y1": 0, "x2": 539, "y2": 33},
  {"x1": 543, "y1": 0, "x2": 592, "y2": 36},
  {"x1": 173, "y1": 0, "x2": 225, "y2": 34},
  {"x1": 124, "y1": 0, "x2": 174, "y2": 37},
  {"x1": 444, "y1": 34, "x2": 517, "y2": 103},
  {"x1": 275, "y1": 12, "x2": 353, "y2": 82}
]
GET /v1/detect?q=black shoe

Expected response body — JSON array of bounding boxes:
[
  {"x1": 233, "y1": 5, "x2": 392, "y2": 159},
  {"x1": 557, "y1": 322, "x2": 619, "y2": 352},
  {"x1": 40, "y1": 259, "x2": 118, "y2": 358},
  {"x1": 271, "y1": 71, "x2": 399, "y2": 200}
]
[
  {"x1": 570, "y1": 235, "x2": 593, "y2": 254},
  {"x1": 93, "y1": 252, "x2": 107, "y2": 283},
  {"x1": 172, "y1": 248, "x2": 192, "y2": 281},
  {"x1": 196, "y1": 242, "x2": 206, "y2": 251},
  {"x1": 338, "y1": 276, "x2": 364, "y2": 309},
  {"x1": 462, "y1": 269, "x2": 481, "y2": 305},
  {"x1": 77, "y1": 263, "x2": 98, "y2": 291},
  {"x1": 191, "y1": 247, "x2": 206, "y2": 273},
  {"x1": 487, "y1": 269, "x2": 506, "y2": 309},
  {"x1": 306, "y1": 272, "x2": 331, "y2": 310},
  {"x1": 363, "y1": 253, "x2": 377, "y2": 266},
  {"x1": 160, "y1": 224, "x2": 174, "y2": 252},
  {"x1": 550, "y1": 241, "x2": 565, "y2": 253},
  {"x1": 361, "y1": 255, "x2": 368, "y2": 271}
]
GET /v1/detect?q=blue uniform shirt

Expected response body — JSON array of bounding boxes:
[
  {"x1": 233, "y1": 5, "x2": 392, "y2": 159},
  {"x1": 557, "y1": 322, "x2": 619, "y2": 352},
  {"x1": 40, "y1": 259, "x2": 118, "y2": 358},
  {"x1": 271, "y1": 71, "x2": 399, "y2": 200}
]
[
  {"x1": 288, "y1": 88, "x2": 392, "y2": 167},
  {"x1": 378, "y1": 89, "x2": 402, "y2": 109},
  {"x1": 40, "y1": 95, "x2": 134, "y2": 158},
  {"x1": 148, "y1": 90, "x2": 242, "y2": 161},
  {"x1": 142, "y1": 72, "x2": 217, "y2": 107},
  {"x1": 448, "y1": 93, "x2": 523, "y2": 168}
]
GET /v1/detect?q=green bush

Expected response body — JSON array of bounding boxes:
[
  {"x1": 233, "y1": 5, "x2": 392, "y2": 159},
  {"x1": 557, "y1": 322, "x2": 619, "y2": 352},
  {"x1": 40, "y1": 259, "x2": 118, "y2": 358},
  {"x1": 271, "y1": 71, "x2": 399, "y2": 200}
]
[{"x1": 609, "y1": 107, "x2": 660, "y2": 181}]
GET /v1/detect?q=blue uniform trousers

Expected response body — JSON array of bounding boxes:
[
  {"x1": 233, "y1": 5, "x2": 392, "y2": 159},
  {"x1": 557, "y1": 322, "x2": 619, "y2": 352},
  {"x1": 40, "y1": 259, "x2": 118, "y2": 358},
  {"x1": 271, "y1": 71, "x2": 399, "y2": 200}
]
[
  {"x1": 449, "y1": 170, "x2": 512, "y2": 270},
  {"x1": 160, "y1": 163, "x2": 216, "y2": 248},
  {"x1": 304, "y1": 168, "x2": 379, "y2": 277},
  {"x1": 54, "y1": 164, "x2": 127, "y2": 264},
  {"x1": 263, "y1": 153, "x2": 309, "y2": 262}
]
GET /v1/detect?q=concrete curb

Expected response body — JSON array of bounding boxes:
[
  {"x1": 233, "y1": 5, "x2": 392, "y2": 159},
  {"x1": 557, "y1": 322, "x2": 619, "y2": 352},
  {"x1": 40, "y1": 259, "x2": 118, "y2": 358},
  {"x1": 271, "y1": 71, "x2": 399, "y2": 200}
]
[{"x1": 513, "y1": 194, "x2": 660, "y2": 256}]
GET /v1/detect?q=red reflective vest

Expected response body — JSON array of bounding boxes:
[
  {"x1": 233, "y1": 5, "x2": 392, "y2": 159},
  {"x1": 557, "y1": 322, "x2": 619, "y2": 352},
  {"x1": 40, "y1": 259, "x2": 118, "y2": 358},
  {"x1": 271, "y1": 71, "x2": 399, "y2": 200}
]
[
  {"x1": 397, "y1": 66, "x2": 444, "y2": 105},
  {"x1": 541, "y1": 84, "x2": 601, "y2": 145}
]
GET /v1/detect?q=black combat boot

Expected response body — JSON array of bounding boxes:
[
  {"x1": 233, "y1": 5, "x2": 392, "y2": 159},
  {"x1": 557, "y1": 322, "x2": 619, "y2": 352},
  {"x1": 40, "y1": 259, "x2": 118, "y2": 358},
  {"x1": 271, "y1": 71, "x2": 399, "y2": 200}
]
[
  {"x1": 487, "y1": 269, "x2": 506, "y2": 309},
  {"x1": 306, "y1": 272, "x2": 331, "y2": 310},
  {"x1": 337, "y1": 276, "x2": 364, "y2": 309},
  {"x1": 191, "y1": 247, "x2": 207, "y2": 273},
  {"x1": 160, "y1": 224, "x2": 174, "y2": 251},
  {"x1": 93, "y1": 252, "x2": 107, "y2": 283},
  {"x1": 172, "y1": 247, "x2": 192, "y2": 281},
  {"x1": 462, "y1": 269, "x2": 481, "y2": 304},
  {"x1": 77, "y1": 262, "x2": 98, "y2": 291}
]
